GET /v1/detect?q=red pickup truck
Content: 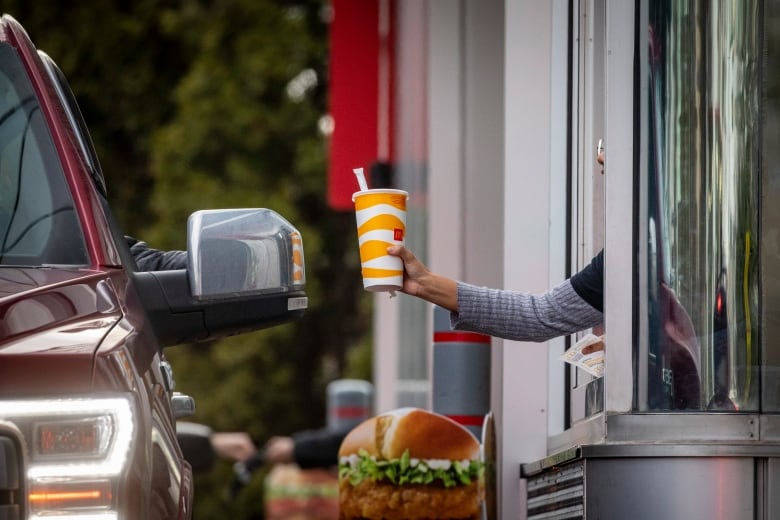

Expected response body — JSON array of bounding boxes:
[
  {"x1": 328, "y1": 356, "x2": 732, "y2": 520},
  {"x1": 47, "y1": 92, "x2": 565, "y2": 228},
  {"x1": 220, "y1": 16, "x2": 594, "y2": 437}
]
[{"x1": 0, "y1": 14, "x2": 307, "y2": 519}]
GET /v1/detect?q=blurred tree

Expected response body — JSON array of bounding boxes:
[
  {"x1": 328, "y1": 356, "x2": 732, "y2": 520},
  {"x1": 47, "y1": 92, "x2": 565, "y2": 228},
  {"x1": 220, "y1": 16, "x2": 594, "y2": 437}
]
[
  {"x1": 0, "y1": 0, "x2": 189, "y2": 231},
  {"x1": 2, "y1": 1, "x2": 372, "y2": 518}
]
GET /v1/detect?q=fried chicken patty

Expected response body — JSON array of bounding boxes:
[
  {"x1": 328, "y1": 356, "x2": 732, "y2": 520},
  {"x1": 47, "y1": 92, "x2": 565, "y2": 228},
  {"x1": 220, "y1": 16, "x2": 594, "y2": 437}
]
[{"x1": 338, "y1": 479, "x2": 480, "y2": 520}]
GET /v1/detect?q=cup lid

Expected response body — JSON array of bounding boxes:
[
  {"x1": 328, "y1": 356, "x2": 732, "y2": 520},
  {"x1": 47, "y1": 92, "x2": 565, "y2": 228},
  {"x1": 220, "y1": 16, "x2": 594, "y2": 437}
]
[{"x1": 352, "y1": 188, "x2": 409, "y2": 201}]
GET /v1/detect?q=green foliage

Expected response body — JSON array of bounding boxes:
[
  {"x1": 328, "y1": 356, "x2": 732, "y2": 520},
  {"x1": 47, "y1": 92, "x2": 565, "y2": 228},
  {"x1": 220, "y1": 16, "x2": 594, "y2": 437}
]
[
  {"x1": 1, "y1": 0, "x2": 191, "y2": 231},
  {"x1": 2, "y1": 1, "x2": 373, "y2": 518}
]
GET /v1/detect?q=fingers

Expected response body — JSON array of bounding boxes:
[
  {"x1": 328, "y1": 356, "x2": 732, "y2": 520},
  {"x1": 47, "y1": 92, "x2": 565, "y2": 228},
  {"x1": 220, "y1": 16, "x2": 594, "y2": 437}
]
[
  {"x1": 210, "y1": 432, "x2": 257, "y2": 462},
  {"x1": 264, "y1": 436, "x2": 295, "y2": 464},
  {"x1": 387, "y1": 244, "x2": 415, "y2": 264},
  {"x1": 582, "y1": 341, "x2": 605, "y2": 355}
]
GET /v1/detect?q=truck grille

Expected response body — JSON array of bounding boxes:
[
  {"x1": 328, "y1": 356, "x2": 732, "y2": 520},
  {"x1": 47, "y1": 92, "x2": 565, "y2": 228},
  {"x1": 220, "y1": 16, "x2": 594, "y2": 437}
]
[
  {"x1": 0, "y1": 435, "x2": 21, "y2": 520},
  {"x1": 526, "y1": 460, "x2": 584, "y2": 520}
]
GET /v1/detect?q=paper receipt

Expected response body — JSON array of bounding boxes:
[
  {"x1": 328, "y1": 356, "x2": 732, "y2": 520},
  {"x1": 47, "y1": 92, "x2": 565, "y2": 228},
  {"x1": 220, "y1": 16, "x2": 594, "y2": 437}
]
[{"x1": 560, "y1": 333, "x2": 605, "y2": 378}]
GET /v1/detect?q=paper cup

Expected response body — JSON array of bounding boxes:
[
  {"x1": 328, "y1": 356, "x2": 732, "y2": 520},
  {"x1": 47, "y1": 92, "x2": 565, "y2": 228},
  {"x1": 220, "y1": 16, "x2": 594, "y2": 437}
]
[{"x1": 352, "y1": 189, "x2": 409, "y2": 292}]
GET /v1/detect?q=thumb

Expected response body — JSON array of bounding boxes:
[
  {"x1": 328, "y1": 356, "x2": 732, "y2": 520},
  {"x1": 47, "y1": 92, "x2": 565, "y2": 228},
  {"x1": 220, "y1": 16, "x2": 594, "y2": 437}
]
[{"x1": 386, "y1": 244, "x2": 404, "y2": 256}]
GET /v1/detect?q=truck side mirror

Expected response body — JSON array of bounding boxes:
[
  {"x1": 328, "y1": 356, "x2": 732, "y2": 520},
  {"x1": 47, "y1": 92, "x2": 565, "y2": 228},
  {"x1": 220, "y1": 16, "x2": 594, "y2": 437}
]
[
  {"x1": 187, "y1": 208, "x2": 305, "y2": 299},
  {"x1": 132, "y1": 208, "x2": 308, "y2": 347}
]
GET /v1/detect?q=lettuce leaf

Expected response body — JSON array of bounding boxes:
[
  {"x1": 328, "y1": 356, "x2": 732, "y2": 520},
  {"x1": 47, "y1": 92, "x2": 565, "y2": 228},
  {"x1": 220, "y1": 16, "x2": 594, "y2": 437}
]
[{"x1": 339, "y1": 448, "x2": 483, "y2": 488}]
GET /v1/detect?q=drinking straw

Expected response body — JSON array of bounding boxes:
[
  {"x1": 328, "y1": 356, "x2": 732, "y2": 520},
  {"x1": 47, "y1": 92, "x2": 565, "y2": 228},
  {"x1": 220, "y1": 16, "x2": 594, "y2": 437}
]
[{"x1": 353, "y1": 167, "x2": 368, "y2": 191}]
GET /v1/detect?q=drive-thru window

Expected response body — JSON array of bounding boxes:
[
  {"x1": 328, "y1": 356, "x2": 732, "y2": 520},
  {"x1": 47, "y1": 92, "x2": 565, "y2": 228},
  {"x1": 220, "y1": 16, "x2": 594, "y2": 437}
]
[{"x1": 524, "y1": 1, "x2": 778, "y2": 518}]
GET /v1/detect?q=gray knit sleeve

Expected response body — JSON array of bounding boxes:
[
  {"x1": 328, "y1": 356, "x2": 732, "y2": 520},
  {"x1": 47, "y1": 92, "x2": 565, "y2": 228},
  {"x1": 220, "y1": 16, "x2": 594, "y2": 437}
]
[{"x1": 450, "y1": 280, "x2": 603, "y2": 342}]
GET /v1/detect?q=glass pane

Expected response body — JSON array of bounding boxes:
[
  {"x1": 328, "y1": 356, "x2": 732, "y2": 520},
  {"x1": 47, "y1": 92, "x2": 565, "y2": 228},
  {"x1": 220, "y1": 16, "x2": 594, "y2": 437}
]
[
  {"x1": 761, "y1": 1, "x2": 780, "y2": 412},
  {"x1": 0, "y1": 44, "x2": 88, "y2": 266},
  {"x1": 644, "y1": 1, "x2": 760, "y2": 411}
]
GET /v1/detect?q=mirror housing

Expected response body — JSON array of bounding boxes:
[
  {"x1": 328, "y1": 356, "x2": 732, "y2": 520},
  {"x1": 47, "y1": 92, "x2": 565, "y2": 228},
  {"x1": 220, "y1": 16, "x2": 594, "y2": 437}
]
[
  {"x1": 132, "y1": 209, "x2": 308, "y2": 347},
  {"x1": 188, "y1": 208, "x2": 305, "y2": 299},
  {"x1": 177, "y1": 422, "x2": 215, "y2": 473}
]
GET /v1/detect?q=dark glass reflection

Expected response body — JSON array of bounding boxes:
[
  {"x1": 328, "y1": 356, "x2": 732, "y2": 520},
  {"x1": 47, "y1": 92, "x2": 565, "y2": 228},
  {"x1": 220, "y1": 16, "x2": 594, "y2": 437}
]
[
  {"x1": 761, "y1": 1, "x2": 780, "y2": 412},
  {"x1": 645, "y1": 1, "x2": 760, "y2": 411},
  {"x1": 0, "y1": 44, "x2": 88, "y2": 266}
]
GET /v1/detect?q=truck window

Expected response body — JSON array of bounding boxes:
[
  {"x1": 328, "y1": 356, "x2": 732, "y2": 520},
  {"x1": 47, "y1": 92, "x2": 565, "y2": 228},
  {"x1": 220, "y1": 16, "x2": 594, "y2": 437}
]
[{"x1": 0, "y1": 43, "x2": 88, "y2": 266}]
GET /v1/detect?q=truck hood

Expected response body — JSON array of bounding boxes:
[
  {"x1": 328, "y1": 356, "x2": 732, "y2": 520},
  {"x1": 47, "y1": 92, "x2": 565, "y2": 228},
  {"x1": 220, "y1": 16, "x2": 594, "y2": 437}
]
[{"x1": 0, "y1": 267, "x2": 122, "y2": 394}]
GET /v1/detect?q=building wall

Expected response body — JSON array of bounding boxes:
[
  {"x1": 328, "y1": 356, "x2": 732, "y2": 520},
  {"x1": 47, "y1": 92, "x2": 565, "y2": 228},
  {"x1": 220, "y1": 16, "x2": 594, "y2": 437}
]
[
  {"x1": 427, "y1": 1, "x2": 559, "y2": 517},
  {"x1": 502, "y1": 3, "x2": 562, "y2": 518},
  {"x1": 371, "y1": 0, "x2": 431, "y2": 416},
  {"x1": 379, "y1": 0, "x2": 566, "y2": 517},
  {"x1": 370, "y1": 0, "x2": 774, "y2": 517}
]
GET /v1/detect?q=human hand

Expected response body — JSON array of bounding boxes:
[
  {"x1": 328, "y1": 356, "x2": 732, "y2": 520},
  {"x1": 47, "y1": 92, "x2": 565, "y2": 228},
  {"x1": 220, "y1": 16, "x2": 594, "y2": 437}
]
[
  {"x1": 386, "y1": 245, "x2": 459, "y2": 311},
  {"x1": 264, "y1": 436, "x2": 295, "y2": 464},
  {"x1": 385, "y1": 245, "x2": 431, "y2": 297},
  {"x1": 210, "y1": 432, "x2": 257, "y2": 462},
  {"x1": 581, "y1": 339, "x2": 605, "y2": 355}
]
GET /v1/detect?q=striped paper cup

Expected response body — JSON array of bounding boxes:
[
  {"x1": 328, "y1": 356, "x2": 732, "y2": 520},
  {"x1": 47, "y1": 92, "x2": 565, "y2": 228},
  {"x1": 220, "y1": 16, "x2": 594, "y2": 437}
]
[{"x1": 352, "y1": 189, "x2": 409, "y2": 292}]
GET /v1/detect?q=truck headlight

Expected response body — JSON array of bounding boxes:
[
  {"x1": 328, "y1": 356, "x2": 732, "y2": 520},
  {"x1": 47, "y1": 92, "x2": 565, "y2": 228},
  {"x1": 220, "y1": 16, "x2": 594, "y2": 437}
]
[{"x1": 0, "y1": 396, "x2": 134, "y2": 519}]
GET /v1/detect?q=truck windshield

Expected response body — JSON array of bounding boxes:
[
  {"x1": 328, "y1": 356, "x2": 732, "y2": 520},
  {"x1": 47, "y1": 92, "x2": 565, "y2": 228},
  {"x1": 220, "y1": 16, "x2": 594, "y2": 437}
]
[{"x1": 0, "y1": 43, "x2": 88, "y2": 266}]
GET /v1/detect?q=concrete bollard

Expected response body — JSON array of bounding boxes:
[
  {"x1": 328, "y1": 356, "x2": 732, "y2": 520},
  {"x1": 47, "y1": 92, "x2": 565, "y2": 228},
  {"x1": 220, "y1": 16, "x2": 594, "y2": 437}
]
[
  {"x1": 432, "y1": 305, "x2": 491, "y2": 439},
  {"x1": 326, "y1": 379, "x2": 374, "y2": 432}
]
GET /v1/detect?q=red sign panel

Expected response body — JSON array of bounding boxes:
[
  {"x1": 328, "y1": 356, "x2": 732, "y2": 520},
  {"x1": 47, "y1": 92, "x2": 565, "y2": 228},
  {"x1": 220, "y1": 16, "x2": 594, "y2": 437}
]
[{"x1": 327, "y1": 0, "x2": 395, "y2": 211}]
